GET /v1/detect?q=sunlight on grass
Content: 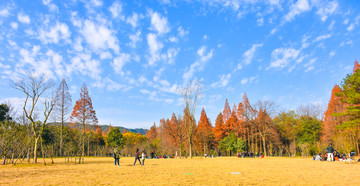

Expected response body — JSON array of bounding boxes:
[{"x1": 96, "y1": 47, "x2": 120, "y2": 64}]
[{"x1": 1, "y1": 157, "x2": 359, "y2": 185}]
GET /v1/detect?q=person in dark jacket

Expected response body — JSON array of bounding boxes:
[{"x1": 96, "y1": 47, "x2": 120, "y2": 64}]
[
  {"x1": 325, "y1": 143, "x2": 335, "y2": 162},
  {"x1": 133, "y1": 149, "x2": 142, "y2": 166},
  {"x1": 113, "y1": 146, "x2": 120, "y2": 166}
]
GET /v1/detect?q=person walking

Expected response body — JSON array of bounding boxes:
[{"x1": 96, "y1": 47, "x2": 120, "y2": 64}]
[
  {"x1": 133, "y1": 149, "x2": 141, "y2": 166},
  {"x1": 113, "y1": 146, "x2": 120, "y2": 166},
  {"x1": 141, "y1": 151, "x2": 146, "y2": 166},
  {"x1": 325, "y1": 143, "x2": 335, "y2": 162}
]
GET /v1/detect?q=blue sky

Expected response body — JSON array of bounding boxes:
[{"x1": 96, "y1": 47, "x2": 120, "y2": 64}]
[{"x1": 0, "y1": 0, "x2": 359, "y2": 129}]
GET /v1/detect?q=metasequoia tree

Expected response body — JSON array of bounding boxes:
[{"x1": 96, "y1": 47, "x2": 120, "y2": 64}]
[
  {"x1": 197, "y1": 108, "x2": 212, "y2": 155},
  {"x1": 179, "y1": 80, "x2": 203, "y2": 158},
  {"x1": 223, "y1": 99, "x2": 231, "y2": 123},
  {"x1": 213, "y1": 113, "x2": 224, "y2": 143},
  {"x1": 53, "y1": 79, "x2": 72, "y2": 156},
  {"x1": 70, "y1": 84, "x2": 98, "y2": 162},
  {"x1": 13, "y1": 73, "x2": 55, "y2": 163},
  {"x1": 321, "y1": 85, "x2": 345, "y2": 144},
  {"x1": 240, "y1": 92, "x2": 256, "y2": 152}
]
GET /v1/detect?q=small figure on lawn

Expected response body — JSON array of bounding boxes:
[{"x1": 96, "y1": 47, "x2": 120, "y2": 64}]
[
  {"x1": 325, "y1": 143, "x2": 335, "y2": 162},
  {"x1": 133, "y1": 148, "x2": 142, "y2": 166},
  {"x1": 141, "y1": 151, "x2": 146, "y2": 166},
  {"x1": 113, "y1": 146, "x2": 120, "y2": 166}
]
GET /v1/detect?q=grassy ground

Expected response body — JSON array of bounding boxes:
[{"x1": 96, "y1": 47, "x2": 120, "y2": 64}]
[{"x1": 1, "y1": 156, "x2": 359, "y2": 185}]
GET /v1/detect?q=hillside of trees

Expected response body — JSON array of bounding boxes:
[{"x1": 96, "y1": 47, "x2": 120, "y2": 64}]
[
  {"x1": 1, "y1": 61, "x2": 360, "y2": 165},
  {"x1": 48, "y1": 122, "x2": 148, "y2": 135}
]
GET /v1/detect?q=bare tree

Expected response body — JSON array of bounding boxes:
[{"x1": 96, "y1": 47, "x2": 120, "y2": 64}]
[
  {"x1": 178, "y1": 80, "x2": 203, "y2": 158},
  {"x1": 53, "y1": 79, "x2": 72, "y2": 156},
  {"x1": 12, "y1": 73, "x2": 55, "y2": 164},
  {"x1": 252, "y1": 100, "x2": 277, "y2": 156},
  {"x1": 296, "y1": 103, "x2": 325, "y2": 121}
]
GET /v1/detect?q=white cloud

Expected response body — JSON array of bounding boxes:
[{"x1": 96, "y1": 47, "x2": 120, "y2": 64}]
[
  {"x1": 270, "y1": 48, "x2": 300, "y2": 68},
  {"x1": 340, "y1": 40, "x2": 353, "y2": 47},
  {"x1": 46, "y1": 50, "x2": 65, "y2": 77},
  {"x1": 66, "y1": 53, "x2": 102, "y2": 80},
  {"x1": 328, "y1": 20, "x2": 335, "y2": 30},
  {"x1": 111, "y1": 53, "x2": 131, "y2": 74},
  {"x1": 147, "y1": 33, "x2": 163, "y2": 65},
  {"x1": 316, "y1": 1, "x2": 338, "y2": 22},
  {"x1": 18, "y1": 13, "x2": 31, "y2": 24},
  {"x1": 178, "y1": 26, "x2": 188, "y2": 37},
  {"x1": 211, "y1": 73, "x2": 231, "y2": 88},
  {"x1": 312, "y1": 34, "x2": 331, "y2": 43},
  {"x1": 97, "y1": 77, "x2": 127, "y2": 91},
  {"x1": 149, "y1": 10, "x2": 170, "y2": 34},
  {"x1": 284, "y1": 0, "x2": 311, "y2": 23},
  {"x1": 0, "y1": 8, "x2": 10, "y2": 17},
  {"x1": 109, "y1": 1, "x2": 124, "y2": 19},
  {"x1": 126, "y1": 12, "x2": 140, "y2": 28},
  {"x1": 100, "y1": 52, "x2": 112, "y2": 59},
  {"x1": 42, "y1": 0, "x2": 59, "y2": 12},
  {"x1": 343, "y1": 19, "x2": 349, "y2": 25},
  {"x1": 129, "y1": 31, "x2": 141, "y2": 48},
  {"x1": 241, "y1": 76, "x2": 257, "y2": 85},
  {"x1": 305, "y1": 66, "x2": 314, "y2": 72},
  {"x1": 10, "y1": 22, "x2": 18, "y2": 30},
  {"x1": 169, "y1": 36, "x2": 178, "y2": 43},
  {"x1": 329, "y1": 51, "x2": 335, "y2": 57},
  {"x1": 270, "y1": 28, "x2": 278, "y2": 35},
  {"x1": 164, "y1": 48, "x2": 180, "y2": 64},
  {"x1": 39, "y1": 22, "x2": 71, "y2": 44},
  {"x1": 183, "y1": 46, "x2": 214, "y2": 81},
  {"x1": 257, "y1": 17, "x2": 264, "y2": 26},
  {"x1": 203, "y1": 35, "x2": 208, "y2": 40},
  {"x1": 79, "y1": 19, "x2": 120, "y2": 53},
  {"x1": 242, "y1": 43, "x2": 263, "y2": 65},
  {"x1": 347, "y1": 15, "x2": 360, "y2": 32}
]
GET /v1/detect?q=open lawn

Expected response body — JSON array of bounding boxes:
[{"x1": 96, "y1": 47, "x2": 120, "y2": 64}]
[{"x1": 1, "y1": 156, "x2": 359, "y2": 185}]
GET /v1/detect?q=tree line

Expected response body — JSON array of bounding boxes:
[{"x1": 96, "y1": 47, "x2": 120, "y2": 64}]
[{"x1": 1, "y1": 61, "x2": 360, "y2": 165}]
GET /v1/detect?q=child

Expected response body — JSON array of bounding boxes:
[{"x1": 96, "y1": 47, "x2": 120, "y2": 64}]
[{"x1": 141, "y1": 151, "x2": 146, "y2": 166}]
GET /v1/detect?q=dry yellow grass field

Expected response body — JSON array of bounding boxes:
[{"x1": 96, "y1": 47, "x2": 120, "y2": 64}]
[{"x1": 1, "y1": 156, "x2": 359, "y2": 185}]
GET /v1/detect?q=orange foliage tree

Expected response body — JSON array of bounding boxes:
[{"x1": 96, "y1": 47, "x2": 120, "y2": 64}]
[
  {"x1": 223, "y1": 99, "x2": 231, "y2": 123},
  {"x1": 213, "y1": 112, "x2": 224, "y2": 143},
  {"x1": 321, "y1": 85, "x2": 346, "y2": 144},
  {"x1": 196, "y1": 108, "x2": 213, "y2": 155},
  {"x1": 70, "y1": 84, "x2": 98, "y2": 159}
]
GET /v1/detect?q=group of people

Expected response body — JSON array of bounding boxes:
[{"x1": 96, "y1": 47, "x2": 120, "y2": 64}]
[
  {"x1": 113, "y1": 147, "x2": 146, "y2": 166},
  {"x1": 237, "y1": 152, "x2": 264, "y2": 158},
  {"x1": 313, "y1": 143, "x2": 355, "y2": 162}
]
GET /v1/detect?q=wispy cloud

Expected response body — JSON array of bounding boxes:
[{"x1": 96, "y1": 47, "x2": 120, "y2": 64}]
[
  {"x1": 269, "y1": 48, "x2": 300, "y2": 69},
  {"x1": 242, "y1": 43, "x2": 263, "y2": 65},
  {"x1": 146, "y1": 33, "x2": 163, "y2": 66},
  {"x1": 283, "y1": 0, "x2": 311, "y2": 23},
  {"x1": 316, "y1": 1, "x2": 338, "y2": 22},
  {"x1": 211, "y1": 73, "x2": 231, "y2": 88},
  {"x1": 148, "y1": 10, "x2": 170, "y2": 34},
  {"x1": 183, "y1": 46, "x2": 214, "y2": 81},
  {"x1": 17, "y1": 13, "x2": 31, "y2": 24}
]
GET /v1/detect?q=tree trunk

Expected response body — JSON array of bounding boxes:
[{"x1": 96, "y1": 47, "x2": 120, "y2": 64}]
[
  {"x1": 87, "y1": 136, "x2": 90, "y2": 157},
  {"x1": 189, "y1": 138, "x2": 192, "y2": 158},
  {"x1": 34, "y1": 137, "x2": 39, "y2": 163},
  {"x1": 27, "y1": 148, "x2": 30, "y2": 163},
  {"x1": 262, "y1": 136, "x2": 267, "y2": 157},
  {"x1": 41, "y1": 138, "x2": 46, "y2": 165},
  {"x1": 2, "y1": 156, "x2": 6, "y2": 165},
  {"x1": 60, "y1": 122, "x2": 63, "y2": 156}
]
